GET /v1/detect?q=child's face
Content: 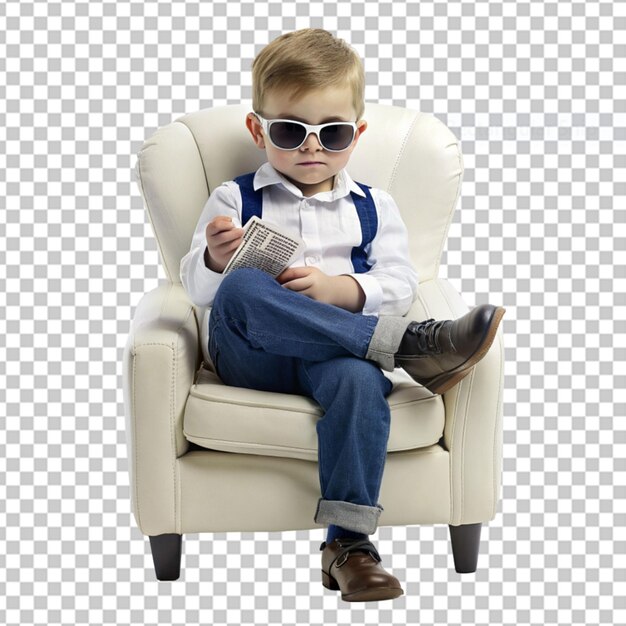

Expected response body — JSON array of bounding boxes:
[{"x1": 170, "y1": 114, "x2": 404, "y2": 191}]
[{"x1": 246, "y1": 85, "x2": 367, "y2": 197}]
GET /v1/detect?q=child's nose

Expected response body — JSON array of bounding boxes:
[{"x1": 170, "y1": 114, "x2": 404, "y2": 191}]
[{"x1": 302, "y1": 131, "x2": 323, "y2": 150}]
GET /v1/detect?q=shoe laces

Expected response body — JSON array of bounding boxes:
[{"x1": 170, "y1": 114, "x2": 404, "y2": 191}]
[
  {"x1": 408, "y1": 318, "x2": 447, "y2": 355},
  {"x1": 326, "y1": 538, "x2": 382, "y2": 568}
]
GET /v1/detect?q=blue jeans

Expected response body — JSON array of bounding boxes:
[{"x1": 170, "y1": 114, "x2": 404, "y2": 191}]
[{"x1": 207, "y1": 267, "x2": 405, "y2": 535}]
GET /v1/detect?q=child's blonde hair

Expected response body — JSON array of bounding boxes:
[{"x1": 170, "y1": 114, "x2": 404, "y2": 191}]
[{"x1": 251, "y1": 28, "x2": 365, "y2": 121}]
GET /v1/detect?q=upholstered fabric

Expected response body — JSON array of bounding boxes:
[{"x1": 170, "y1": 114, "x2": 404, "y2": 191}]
[
  {"x1": 124, "y1": 103, "x2": 504, "y2": 537},
  {"x1": 183, "y1": 364, "x2": 445, "y2": 462}
]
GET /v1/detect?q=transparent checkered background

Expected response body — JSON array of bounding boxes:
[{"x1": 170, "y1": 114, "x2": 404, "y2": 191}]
[{"x1": 1, "y1": 0, "x2": 624, "y2": 624}]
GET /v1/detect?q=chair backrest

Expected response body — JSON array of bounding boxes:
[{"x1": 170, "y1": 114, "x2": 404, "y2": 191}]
[{"x1": 133, "y1": 102, "x2": 464, "y2": 285}]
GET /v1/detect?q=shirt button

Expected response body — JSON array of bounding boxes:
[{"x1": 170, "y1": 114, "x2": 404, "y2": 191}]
[{"x1": 305, "y1": 256, "x2": 318, "y2": 265}]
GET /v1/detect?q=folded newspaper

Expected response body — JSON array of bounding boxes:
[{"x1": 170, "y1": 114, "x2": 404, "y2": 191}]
[{"x1": 222, "y1": 215, "x2": 307, "y2": 278}]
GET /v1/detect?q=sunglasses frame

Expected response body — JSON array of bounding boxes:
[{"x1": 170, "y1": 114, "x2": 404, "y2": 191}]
[{"x1": 252, "y1": 112, "x2": 358, "y2": 152}]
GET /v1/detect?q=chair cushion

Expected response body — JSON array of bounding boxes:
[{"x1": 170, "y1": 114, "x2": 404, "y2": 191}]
[{"x1": 183, "y1": 364, "x2": 445, "y2": 462}]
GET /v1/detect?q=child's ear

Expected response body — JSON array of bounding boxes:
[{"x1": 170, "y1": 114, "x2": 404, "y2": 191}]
[
  {"x1": 353, "y1": 120, "x2": 367, "y2": 142},
  {"x1": 246, "y1": 113, "x2": 266, "y2": 149}
]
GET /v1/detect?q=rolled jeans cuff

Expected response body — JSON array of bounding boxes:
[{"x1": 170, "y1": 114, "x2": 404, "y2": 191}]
[
  {"x1": 365, "y1": 315, "x2": 413, "y2": 371},
  {"x1": 314, "y1": 498, "x2": 384, "y2": 535}
]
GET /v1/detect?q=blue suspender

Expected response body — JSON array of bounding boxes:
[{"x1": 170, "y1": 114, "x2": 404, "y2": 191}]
[
  {"x1": 232, "y1": 172, "x2": 378, "y2": 274},
  {"x1": 350, "y1": 181, "x2": 377, "y2": 273},
  {"x1": 233, "y1": 172, "x2": 263, "y2": 225}
]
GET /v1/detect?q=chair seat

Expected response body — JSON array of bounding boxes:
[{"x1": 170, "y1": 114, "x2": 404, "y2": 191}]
[{"x1": 183, "y1": 363, "x2": 445, "y2": 462}]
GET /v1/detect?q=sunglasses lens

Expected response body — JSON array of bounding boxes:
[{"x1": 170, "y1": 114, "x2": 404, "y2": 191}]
[
  {"x1": 269, "y1": 121, "x2": 355, "y2": 150},
  {"x1": 320, "y1": 124, "x2": 355, "y2": 151},
  {"x1": 269, "y1": 121, "x2": 307, "y2": 149}
]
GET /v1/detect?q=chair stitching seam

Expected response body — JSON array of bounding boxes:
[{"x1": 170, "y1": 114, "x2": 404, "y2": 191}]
[
  {"x1": 434, "y1": 138, "x2": 463, "y2": 276},
  {"x1": 182, "y1": 435, "x2": 313, "y2": 452},
  {"x1": 135, "y1": 153, "x2": 175, "y2": 283},
  {"x1": 184, "y1": 435, "x2": 441, "y2": 453},
  {"x1": 387, "y1": 111, "x2": 420, "y2": 192},
  {"x1": 187, "y1": 395, "x2": 322, "y2": 414},
  {"x1": 174, "y1": 120, "x2": 210, "y2": 193},
  {"x1": 172, "y1": 303, "x2": 195, "y2": 534},
  {"x1": 449, "y1": 373, "x2": 458, "y2": 523},
  {"x1": 132, "y1": 350, "x2": 142, "y2": 532},
  {"x1": 432, "y1": 279, "x2": 458, "y2": 523},
  {"x1": 172, "y1": 331, "x2": 178, "y2": 534},
  {"x1": 459, "y1": 365, "x2": 475, "y2": 523},
  {"x1": 493, "y1": 331, "x2": 505, "y2": 519},
  {"x1": 132, "y1": 339, "x2": 190, "y2": 534}
]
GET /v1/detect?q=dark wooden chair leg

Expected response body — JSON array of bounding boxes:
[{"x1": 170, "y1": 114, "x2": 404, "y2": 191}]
[
  {"x1": 149, "y1": 533, "x2": 182, "y2": 580},
  {"x1": 448, "y1": 522, "x2": 482, "y2": 573}
]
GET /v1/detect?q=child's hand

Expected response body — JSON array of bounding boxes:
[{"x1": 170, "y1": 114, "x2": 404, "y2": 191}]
[
  {"x1": 276, "y1": 266, "x2": 336, "y2": 304},
  {"x1": 204, "y1": 215, "x2": 244, "y2": 273}
]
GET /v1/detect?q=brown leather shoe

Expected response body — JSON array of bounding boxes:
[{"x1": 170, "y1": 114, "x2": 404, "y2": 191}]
[
  {"x1": 394, "y1": 304, "x2": 506, "y2": 395},
  {"x1": 320, "y1": 537, "x2": 404, "y2": 602}
]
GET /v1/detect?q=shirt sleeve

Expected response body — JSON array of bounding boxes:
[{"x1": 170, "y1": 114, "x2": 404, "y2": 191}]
[
  {"x1": 343, "y1": 188, "x2": 419, "y2": 317},
  {"x1": 179, "y1": 181, "x2": 242, "y2": 307}
]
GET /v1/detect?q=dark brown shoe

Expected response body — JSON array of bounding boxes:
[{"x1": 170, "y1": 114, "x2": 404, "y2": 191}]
[
  {"x1": 394, "y1": 304, "x2": 506, "y2": 395},
  {"x1": 320, "y1": 537, "x2": 404, "y2": 602}
]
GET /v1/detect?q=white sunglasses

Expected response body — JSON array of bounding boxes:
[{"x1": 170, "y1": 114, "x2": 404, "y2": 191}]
[{"x1": 252, "y1": 112, "x2": 358, "y2": 152}]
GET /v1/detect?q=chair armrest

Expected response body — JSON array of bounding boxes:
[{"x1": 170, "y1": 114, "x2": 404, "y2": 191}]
[
  {"x1": 405, "y1": 278, "x2": 505, "y2": 525},
  {"x1": 122, "y1": 282, "x2": 200, "y2": 535}
]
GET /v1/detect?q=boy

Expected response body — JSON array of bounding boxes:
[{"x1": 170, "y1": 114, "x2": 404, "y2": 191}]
[{"x1": 180, "y1": 28, "x2": 505, "y2": 602}]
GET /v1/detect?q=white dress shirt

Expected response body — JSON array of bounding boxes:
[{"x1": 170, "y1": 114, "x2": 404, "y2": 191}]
[{"x1": 180, "y1": 161, "x2": 420, "y2": 381}]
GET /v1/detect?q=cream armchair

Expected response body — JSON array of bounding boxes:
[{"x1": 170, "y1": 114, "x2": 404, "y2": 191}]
[{"x1": 124, "y1": 103, "x2": 504, "y2": 581}]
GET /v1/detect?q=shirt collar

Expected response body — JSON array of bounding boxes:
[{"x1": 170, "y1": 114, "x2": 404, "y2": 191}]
[{"x1": 252, "y1": 161, "x2": 366, "y2": 201}]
